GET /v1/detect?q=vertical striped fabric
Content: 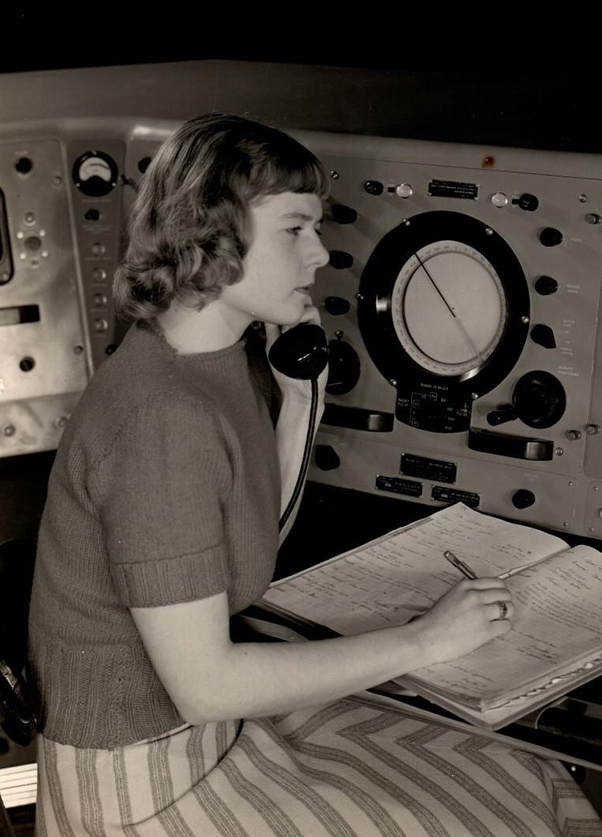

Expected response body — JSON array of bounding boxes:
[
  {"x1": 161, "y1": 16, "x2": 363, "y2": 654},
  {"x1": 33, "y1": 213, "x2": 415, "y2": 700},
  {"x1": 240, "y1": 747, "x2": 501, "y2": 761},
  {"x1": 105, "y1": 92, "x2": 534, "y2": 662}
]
[{"x1": 35, "y1": 693, "x2": 602, "y2": 836}]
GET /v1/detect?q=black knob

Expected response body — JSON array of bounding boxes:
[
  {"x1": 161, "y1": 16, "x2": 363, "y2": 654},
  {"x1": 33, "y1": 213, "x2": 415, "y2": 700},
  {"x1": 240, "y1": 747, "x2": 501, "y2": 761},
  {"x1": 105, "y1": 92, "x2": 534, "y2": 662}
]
[
  {"x1": 329, "y1": 250, "x2": 354, "y2": 270},
  {"x1": 539, "y1": 227, "x2": 563, "y2": 247},
  {"x1": 364, "y1": 180, "x2": 384, "y2": 196},
  {"x1": 85, "y1": 209, "x2": 101, "y2": 221},
  {"x1": 530, "y1": 324, "x2": 556, "y2": 349},
  {"x1": 513, "y1": 370, "x2": 566, "y2": 429},
  {"x1": 513, "y1": 193, "x2": 539, "y2": 212},
  {"x1": 326, "y1": 340, "x2": 361, "y2": 395},
  {"x1": 315, "y1": 444, "x2": 341, "y2": 471},
  {"x1": 512, "y1": 489, "x2": 536, "y2": 509},
  {"x1": 324, "y1": 296, "x2": 351, "y2": 316},
  {"x1": 331, "y1": 204, "x2": 358, "y2": 225},
  {"x1": 535, "y1": 276, "x2": 559, "y2": 296}
]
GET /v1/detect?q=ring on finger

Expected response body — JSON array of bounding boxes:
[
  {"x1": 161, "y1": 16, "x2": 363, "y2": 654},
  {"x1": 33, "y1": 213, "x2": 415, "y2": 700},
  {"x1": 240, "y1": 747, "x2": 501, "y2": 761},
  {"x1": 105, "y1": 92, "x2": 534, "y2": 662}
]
[{"x1": 494, "y1": 601, "x2": 508, "y2": 621}]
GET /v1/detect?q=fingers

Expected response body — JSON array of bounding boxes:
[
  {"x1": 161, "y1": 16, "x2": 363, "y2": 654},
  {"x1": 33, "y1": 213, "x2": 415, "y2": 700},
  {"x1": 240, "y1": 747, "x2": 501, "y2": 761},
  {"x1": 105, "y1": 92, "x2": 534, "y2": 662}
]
[
  {"x1": 488, "y1": 599, "x2": 515, "y2": 622},
  {"x1": 453, "y1": 578, "x2": 515, "y2": 624}
]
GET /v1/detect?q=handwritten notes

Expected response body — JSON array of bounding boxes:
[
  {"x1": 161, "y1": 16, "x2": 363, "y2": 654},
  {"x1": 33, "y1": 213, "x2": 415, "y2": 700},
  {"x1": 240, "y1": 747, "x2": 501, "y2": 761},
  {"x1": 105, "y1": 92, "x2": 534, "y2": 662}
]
[
  {"x1": 264, "y1": 503, "x2": 566, "y2": 636},
  {"x1": 262, "y1": 503, "x2": 602, "y2": 709}
]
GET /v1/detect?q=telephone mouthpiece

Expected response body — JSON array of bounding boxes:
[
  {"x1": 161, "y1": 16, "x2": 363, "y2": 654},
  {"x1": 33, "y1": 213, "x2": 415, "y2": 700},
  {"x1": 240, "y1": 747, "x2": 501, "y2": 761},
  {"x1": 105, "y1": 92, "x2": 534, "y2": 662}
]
[{"x1": 268, "y1": 324, "x2": 329, "y2": 380}]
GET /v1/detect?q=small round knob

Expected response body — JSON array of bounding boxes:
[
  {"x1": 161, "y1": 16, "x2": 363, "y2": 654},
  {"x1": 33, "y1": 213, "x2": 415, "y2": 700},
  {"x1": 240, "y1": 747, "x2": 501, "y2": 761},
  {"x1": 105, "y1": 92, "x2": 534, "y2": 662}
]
[
  {"x1": 328, "y1": 250, "x2": 354, "y2": 270},
  {"x1": 586, "y1": 424, "x2": 601, "y2": 435},
  {"x1": 565, "y1": 429, "x2": 582, "y2": 441},
  {"x1": 364, "y1": 180, "x2": 383, "y2": 196},
  {"x1": 326, "y1": 340, "x2": 361, "y2": 395},
  {"x1": 324, "y1": 296, "x2": 351, "y2": 316},
  {"x1": 585, "y1": 213, "x2": 602, "y2": 225},
  {"x1": 24, "y1": 236, "x2": 41, "y2": 253},
  {"x1": 535, "y1": 276, "x2": 559, "y2": 296},
  {"x1": 512, "y1": 489, "x2": 536, "y2": 509},
  {"x1": 395, "y1": 183, "x2": 413, "y2": 199},
  {"x1": 331, "y1": 204, "x2": 358, "y2": 225},
  {"x1": 315, "y1": 444, "x2": 341, "y2": 471},
  {"x1": 539, "y1": 227, "x2": 563, "y2": 247},
  {"x1": 514, "y1": 193, "x2": 539, "y2": 212}
]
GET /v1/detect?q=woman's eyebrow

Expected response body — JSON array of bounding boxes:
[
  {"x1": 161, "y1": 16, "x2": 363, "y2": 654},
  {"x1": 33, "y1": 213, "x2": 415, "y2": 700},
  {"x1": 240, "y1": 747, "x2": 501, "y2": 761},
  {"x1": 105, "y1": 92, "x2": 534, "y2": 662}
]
[{"x1": 281, "y1": 212, "x2": 323, "y2": 224}]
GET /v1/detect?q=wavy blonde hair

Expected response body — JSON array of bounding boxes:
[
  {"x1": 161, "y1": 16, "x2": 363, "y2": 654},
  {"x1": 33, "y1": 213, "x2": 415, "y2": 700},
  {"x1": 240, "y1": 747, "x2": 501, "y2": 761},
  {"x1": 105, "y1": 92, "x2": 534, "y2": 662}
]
[{"x1": 113, "y1": 114, "x2": 329, "y2": 321}]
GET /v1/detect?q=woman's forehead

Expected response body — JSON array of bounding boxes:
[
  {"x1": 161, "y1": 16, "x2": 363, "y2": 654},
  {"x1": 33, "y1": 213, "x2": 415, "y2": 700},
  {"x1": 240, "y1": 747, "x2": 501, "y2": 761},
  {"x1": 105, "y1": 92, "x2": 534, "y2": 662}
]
[{"x1": 251, "y1": 192, "x2": 323, "y2": 220}]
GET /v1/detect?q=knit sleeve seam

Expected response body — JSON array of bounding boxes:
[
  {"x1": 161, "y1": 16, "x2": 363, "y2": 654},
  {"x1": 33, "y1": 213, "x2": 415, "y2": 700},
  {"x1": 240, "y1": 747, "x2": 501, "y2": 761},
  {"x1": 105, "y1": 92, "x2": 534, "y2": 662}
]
[{"x1": 87, "y1": 389, "x2": 222, "y2": 480}]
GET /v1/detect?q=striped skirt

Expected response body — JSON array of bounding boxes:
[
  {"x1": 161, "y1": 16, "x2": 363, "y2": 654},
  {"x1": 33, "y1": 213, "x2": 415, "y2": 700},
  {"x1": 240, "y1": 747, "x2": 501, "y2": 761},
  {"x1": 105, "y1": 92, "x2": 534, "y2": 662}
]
[{"x1": 36, "y1": 692, "x2": 602, "y2": 837}]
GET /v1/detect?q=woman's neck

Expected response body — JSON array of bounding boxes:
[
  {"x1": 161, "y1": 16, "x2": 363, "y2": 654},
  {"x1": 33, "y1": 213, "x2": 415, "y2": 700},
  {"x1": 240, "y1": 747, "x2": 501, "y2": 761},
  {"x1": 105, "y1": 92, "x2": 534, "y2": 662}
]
[{"x1": 156, "y1": 299, "x2": 251, "y2": 354}]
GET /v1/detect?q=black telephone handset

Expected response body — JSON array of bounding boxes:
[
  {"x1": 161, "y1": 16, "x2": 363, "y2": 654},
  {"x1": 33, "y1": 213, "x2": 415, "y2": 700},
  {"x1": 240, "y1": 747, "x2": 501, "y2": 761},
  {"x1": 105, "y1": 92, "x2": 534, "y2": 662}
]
[
  {"x1": 268, "y1": 324, "x2": 329, "y2": 531},
  {"x1": 268, "y1": 323, "x2": 329, "y2": 380}
]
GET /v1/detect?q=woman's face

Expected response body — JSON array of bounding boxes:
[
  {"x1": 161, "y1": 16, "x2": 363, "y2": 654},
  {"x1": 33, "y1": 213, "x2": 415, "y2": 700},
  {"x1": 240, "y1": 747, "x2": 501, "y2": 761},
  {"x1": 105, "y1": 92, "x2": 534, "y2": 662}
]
[{"x1": 218, "y1": 191, "x2": 329, "y2": 329}]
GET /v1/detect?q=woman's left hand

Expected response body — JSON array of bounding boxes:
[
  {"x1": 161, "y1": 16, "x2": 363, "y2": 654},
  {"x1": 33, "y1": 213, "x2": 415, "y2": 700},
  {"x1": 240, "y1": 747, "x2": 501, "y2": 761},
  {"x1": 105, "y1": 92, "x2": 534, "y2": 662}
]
[{"x1": 264, "y1": 306, "x2": 328, "y2": 403}]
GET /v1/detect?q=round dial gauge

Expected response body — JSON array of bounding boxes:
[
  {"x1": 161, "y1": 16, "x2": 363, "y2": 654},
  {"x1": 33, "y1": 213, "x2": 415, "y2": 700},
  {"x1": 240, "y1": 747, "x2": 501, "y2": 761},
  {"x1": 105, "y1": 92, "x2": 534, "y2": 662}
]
[
  {"x1": 391, "y1": 241, "x2": 507, "y2": 378},
  {"x1": 357, "y1": 211, "x2": 530, "y2": 410},
  {"x1": 72, "y1": 151, "x2": 118, "y2": 197}
]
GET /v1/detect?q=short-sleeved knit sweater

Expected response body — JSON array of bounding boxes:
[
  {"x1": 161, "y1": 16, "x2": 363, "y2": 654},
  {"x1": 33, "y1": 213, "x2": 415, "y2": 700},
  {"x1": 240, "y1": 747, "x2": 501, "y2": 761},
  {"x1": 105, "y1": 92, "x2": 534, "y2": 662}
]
[{"x1": 27, "y1": 321, "x2": 280, "y2": 749}]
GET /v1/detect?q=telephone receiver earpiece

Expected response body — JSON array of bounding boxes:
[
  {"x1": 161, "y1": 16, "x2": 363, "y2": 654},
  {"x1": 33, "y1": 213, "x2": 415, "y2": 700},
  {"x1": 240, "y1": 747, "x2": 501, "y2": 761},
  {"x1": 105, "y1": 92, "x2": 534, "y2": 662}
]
[{"x1": 268, "y1": 323, "x2": 329, "y2": 380}]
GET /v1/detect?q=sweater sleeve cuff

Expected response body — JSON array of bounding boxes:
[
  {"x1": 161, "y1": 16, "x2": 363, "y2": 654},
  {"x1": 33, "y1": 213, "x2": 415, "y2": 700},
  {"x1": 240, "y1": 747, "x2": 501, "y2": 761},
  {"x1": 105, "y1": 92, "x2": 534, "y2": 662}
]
[{"x1": 111, "y1": 544, "x2": 230, "y2": 608}]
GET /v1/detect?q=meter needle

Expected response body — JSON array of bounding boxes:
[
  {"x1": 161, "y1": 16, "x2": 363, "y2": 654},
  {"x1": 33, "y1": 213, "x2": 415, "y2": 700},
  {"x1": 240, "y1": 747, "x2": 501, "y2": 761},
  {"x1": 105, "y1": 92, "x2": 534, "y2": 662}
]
[{"x1": 413, "y1": 251, "x2": 485, "y2": 364}]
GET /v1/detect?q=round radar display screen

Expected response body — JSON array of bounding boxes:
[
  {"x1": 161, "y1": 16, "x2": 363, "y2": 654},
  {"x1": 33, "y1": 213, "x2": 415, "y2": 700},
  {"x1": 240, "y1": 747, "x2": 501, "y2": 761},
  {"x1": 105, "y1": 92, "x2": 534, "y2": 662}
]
[
  {"x1": 391, "y1": 240, "x2": 507, "y2": 378},
  {"x1": 357, "y1": 211, "x2": 530, "y2": 432}
]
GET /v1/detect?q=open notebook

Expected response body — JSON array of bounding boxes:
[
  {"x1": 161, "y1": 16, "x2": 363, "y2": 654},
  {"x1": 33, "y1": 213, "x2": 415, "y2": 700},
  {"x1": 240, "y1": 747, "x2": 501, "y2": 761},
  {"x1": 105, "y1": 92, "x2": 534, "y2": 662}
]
[{"x1": 256, "y1": 503, "x2": 602, "y2": 730}]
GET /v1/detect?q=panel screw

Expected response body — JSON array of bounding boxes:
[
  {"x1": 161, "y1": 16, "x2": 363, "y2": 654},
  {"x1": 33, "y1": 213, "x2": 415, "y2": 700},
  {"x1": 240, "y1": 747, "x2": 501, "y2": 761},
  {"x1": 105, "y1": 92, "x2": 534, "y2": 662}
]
[
  {"x1": 555, "y1": 447, "x2": 564, "y2": 456},
  {"x1": 389, "y1": 378, "x2": 398, "y2": 387},
  {"x1": 521, "y1": 316, "x2": 530, "y2": 324},
  {"x1": 54, "y1": 416, "x2": 68, "y2": 428},
  {"x1": 356, "y1": 293, "x2": 364, "y2": 301},
  {"x1": 52, "y1": 175, "x2": 62, "y2": 186},
  {"x1": 3, "y1": 425, "x2": 15, "y2": 437},
  {"x1": 330, "y1": 170, "x2": 339, "y2": 180},
  {"x1": 563, "y1": 522, "x2": 569, "y2": 527},
  {"x1": 485, "y1": 227, "x2": 493, "y2": 236},
  {"x1": 74, "y1": 345, "x2": 84, "y2": 354},
  {"x1": 471, "y1": 392, "x2": 479, "y2": 400},
  {"x1": 568, "y1": 481, "x2": 574, "y2": 487},
  {"x1": 334, "y1": 330, "x2": 344, "y2": 340},
  {"x1": 579, "y1": 194, "x2": 588, "y2": 203}
]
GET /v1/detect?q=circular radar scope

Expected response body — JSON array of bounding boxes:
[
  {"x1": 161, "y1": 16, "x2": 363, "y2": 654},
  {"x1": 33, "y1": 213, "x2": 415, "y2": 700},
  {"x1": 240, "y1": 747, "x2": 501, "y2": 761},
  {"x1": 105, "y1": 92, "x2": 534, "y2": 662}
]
[
  {"x1": 392, "y1": 240, "x2": 507, "y2": 378},
  {"x1": 357, "y1": 211, "x2": 530, "y2": 432}
]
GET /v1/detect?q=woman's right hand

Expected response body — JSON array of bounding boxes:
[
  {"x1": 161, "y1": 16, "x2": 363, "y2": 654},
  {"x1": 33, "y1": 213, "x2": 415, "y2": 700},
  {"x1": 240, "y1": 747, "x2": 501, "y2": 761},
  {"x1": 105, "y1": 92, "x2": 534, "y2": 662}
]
[{"x1": 412, "y1": 578, "x2": 514, "y2": 667}]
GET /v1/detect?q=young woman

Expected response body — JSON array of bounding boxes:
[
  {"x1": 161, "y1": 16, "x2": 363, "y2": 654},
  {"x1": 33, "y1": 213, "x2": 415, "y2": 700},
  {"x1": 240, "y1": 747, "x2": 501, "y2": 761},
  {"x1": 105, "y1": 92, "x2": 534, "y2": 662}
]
[{"x1": 28, "y1": 114, "x2": 601, "y2": 835}]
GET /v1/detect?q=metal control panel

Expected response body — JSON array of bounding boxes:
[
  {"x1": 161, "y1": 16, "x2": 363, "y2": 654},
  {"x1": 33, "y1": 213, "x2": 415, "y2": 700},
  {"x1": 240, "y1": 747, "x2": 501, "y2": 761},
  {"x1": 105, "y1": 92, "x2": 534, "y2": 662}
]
[
  {"x1": 3, "y1": 119, "x2": 602, "y2": 539},
  {"x1": 0, "y1": 120, "x2": 147, "y2": 457},
  {"x1": 293, "y1": 132, "x2": 602, "y2": 538}
]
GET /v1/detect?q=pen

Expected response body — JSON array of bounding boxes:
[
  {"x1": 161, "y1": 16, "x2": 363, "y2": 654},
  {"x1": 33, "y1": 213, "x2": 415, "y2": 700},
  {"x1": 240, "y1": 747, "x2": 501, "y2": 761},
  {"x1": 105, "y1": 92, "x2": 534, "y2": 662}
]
[{"x1": 443, "y1": 550, "x2": 478, "y2": 580}]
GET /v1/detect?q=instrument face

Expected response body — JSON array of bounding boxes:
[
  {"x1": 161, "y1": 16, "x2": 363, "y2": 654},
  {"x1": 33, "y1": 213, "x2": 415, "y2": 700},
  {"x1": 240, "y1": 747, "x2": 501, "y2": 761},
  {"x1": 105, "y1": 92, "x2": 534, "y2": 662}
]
[
  {"x1": 391, "y1": 240, "x2": 507, "y2": 378},
  {"x1": 357, "y1": 211, "x2": 530, "y2": 432}
]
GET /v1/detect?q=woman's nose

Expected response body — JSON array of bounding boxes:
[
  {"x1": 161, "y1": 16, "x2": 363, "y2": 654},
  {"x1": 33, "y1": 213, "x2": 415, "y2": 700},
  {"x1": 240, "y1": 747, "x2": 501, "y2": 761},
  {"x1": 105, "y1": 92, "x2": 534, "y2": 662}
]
[{"x1": 312, "y1": 235, "x2": 330, "y2": 269}]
